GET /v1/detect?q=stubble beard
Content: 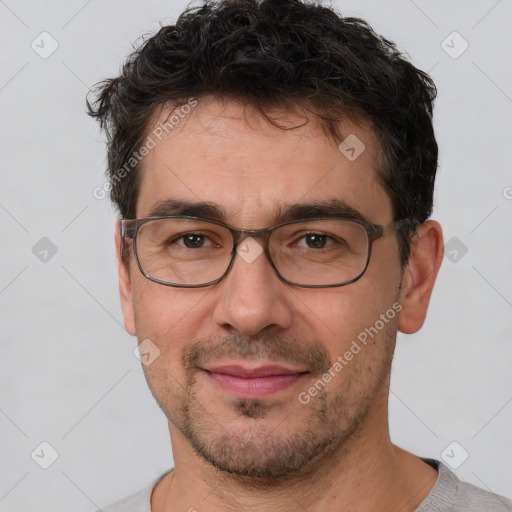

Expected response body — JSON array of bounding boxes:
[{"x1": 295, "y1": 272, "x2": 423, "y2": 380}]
[
  {"x1": 178, "y1": 380, "x2": 366, "y2": 483},
  {"x1": 144, "y1": 321, "x2": 397, "y2": 485}
]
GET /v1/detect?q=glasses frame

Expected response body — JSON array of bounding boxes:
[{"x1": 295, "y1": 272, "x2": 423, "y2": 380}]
[{"x1": 121, "y1": 215, "x2": 411, "y2": 289}]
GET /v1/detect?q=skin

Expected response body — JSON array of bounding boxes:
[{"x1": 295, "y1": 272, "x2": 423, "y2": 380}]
[{"x1": 115, "y1": 96, "x2": 444, "y2": 511}]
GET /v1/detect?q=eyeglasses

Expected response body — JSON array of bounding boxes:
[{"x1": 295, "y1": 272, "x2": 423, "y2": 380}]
[{"x1": 121, "y1": 216, "x2": 410, "y2": 288}]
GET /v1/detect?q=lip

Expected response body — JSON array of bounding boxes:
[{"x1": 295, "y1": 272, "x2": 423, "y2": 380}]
[{"x1": 202, "y1": 364, "x2": 308, "y2": 399}]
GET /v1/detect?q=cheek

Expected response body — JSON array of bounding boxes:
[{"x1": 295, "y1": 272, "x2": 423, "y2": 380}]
[
  {"x1": 131, "y1": 278, "x2": 210, "y2": 352},
  {"x1": 302, "y1": 277, "x2": 400, "y2": 362}
]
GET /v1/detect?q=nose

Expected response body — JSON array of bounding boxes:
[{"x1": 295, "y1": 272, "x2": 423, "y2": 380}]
[{"x1": 212, "y1": 237, "x2": 293, "y2": 336}]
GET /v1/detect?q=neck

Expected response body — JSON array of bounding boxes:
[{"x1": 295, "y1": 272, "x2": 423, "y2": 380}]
[{"x1": 151, "y1": 392, "x2": 438, "y2": 512}]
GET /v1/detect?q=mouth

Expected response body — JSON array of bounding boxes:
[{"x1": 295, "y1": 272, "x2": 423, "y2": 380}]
[{"x1": 201, "y1": 364, "x2": 309, "y2": 399}]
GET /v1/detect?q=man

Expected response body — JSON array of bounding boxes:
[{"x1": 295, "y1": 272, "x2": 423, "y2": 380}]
[{"x1": 88, "y1": 0, "x2": 512, "y2": 510}]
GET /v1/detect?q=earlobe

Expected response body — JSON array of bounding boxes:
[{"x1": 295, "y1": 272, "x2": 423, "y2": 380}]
[
  {"x1": 114, "y1": 221, "x2": 137, "y2": 336},
  {"x1": 398, "y1": 220, "x2": 444, "y2": 334}
]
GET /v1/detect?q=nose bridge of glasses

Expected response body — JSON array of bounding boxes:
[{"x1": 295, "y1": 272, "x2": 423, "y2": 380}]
[
  {"x1": 231, "y1": 226, "x2": 274, "y2": 247},
  {"x1": 230, "y1": 228, "x2": 276, "y2": 275}
]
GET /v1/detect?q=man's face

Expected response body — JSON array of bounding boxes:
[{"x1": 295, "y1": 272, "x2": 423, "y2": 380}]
[{"x1": 120, "y1": 97, "x2": 405, "y2": 481}]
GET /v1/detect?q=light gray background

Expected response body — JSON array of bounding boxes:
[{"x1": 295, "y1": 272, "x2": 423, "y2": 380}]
[{"x1": 1, "y1": 0, "x2": 511, "y2": 510}]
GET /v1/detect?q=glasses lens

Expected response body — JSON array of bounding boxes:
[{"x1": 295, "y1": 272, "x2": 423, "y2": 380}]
[
  {"x1": 136, "y1": 218, "x2": 233, "y2": 285},
  {"x1": 270, "y1": 219, "x2": 369, "y2": 286}
]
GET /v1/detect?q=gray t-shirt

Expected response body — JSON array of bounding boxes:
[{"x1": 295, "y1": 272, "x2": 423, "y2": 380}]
[{"x1": 99, "y1": 459, "x2": 512, "y2": 511}]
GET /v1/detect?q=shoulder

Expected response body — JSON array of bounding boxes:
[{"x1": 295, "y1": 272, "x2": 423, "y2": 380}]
[
  {"x1": 96, "y1": 470, "x2": 172, "y2": 512},
  {"x1": 417, "y1": 459, "x2": 512, "y2": 512},
  {"x1": 100, "y1": 485, "x2": 152, "y2": 512},
  {"x1": 455, "y1": 479, "x2": 512, "y2": 512}
]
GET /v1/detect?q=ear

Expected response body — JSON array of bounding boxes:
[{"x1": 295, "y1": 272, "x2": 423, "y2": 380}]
[
  {"x1": 115, "y1": 220, "x2": 136, "y2": 336},
  {"x1": 398, "y1": 220, "x2": 444, "y2": 334}
]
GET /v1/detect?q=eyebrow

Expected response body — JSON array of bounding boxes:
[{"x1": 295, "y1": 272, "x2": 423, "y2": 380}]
[{"x1": 147, "y1": 198, "x2": 372, "y2": 226}]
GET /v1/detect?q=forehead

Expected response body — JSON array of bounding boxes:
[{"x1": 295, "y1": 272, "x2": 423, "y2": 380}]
[{"x1": 136, "y1": 97, "x2": 392, "y2": 226}]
